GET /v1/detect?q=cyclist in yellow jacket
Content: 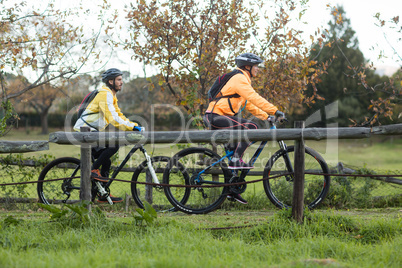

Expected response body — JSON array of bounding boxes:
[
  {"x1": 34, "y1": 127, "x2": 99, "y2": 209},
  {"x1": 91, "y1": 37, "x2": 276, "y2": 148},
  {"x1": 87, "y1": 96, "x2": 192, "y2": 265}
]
[
  {"x1": 74, "y1": 68, "x2": 143, "y2": 203},
  {"x1": 204, "y1": 53, "x2": 284, "y2": 204}
]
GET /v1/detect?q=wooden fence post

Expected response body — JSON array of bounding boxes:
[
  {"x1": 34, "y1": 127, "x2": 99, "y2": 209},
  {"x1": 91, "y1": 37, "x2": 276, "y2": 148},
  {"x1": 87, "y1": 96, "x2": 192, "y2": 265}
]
[
  {"x1": 80, "y1": 126, "x2": 92, "y2": 211},
  {"x1": 292, "y1": 121, "x2": 305, "y2": 223},
  {"x1": 145, "y1": 169, "x2": 153, "y2": 204}
]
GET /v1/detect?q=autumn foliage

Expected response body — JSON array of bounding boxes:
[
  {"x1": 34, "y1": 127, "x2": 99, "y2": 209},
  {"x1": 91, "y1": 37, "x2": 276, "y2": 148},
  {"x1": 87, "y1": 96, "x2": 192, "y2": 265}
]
[
  {"x1": 124, "y1": 0, "x2": 330, "y2": 122},
  {"x1": 0, "y1": 1, "x2": 100, "y2": 101},
  {"x1": 0, "y1": 1, "x2": 102, "y2": 135}
]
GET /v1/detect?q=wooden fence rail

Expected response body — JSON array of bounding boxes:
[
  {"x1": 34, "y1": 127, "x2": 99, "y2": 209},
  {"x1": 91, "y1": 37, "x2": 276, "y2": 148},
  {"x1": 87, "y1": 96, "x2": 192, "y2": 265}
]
[
  {"x1": 0, "y1": 140, "x2": 48, "y2": 154},
  {"x1": 49, "y1": 127, "x2": 369, "y2": 145},
  {"x1": 48, "y1": 124, "x2": 402, "y2": 145}
]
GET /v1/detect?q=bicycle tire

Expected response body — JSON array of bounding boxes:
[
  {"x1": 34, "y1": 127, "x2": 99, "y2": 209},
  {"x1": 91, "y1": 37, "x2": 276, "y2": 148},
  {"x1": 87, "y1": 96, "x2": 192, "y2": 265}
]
[
  {"x1": 37, "y1": 157, "x2": 82, "y2": 205},
  {"x1": 131, "y1": 156, "x2": 177, "y2": 212},
  {"x1": 163, "y1": 147, "x2": 231, "y2": 214},
  {"x1": 263, "y1": 146, "x2": 330, "y2": 209}
]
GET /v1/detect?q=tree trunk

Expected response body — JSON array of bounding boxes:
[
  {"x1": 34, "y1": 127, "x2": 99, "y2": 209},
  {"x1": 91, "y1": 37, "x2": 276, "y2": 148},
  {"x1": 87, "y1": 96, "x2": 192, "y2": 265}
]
[
  {"x1": 320, "y1": 106, "x2": 327, "y2": 127},
  {"x1": 40, "y1": 110, "x2": 49, "y2": 134}
]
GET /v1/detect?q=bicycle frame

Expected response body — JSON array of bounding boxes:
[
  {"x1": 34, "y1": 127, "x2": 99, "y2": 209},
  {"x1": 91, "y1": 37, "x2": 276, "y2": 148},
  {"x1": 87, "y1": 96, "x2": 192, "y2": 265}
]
[
  {"x1": 163, "y1": 115, "x2": 332, "y2": 214},
  {"x1": 193, "y1": 117, "x2": 295, "y2": 185},
  {"x1": 106, "y1": 144, "x2": 161, "y2": 188},
  {"x1": 38, "y1": 141, "x2": 165, "y2": 206},
  {"x1": 77, "y1": 144, "x2": 160, "y2": 205}
]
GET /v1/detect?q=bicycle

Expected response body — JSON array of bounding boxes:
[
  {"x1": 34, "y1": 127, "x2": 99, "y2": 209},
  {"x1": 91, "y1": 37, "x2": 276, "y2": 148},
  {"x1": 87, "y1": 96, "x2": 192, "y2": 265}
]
[
  {"x1": 37, "y1": 144, "x2": 176, "y2": 211},
  {"x1": 163, "y1": 116, "x2": 331, "y2": 214}
]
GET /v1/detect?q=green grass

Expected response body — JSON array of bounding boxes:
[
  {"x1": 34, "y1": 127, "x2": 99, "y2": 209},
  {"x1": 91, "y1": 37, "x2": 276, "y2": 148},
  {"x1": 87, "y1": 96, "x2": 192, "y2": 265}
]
[
  {"x1": 0, "y1": 208, "x2": 401, "y2": 267},
  {"x1": 305, "y1": 137, "x2": 402, "y2": 171}
]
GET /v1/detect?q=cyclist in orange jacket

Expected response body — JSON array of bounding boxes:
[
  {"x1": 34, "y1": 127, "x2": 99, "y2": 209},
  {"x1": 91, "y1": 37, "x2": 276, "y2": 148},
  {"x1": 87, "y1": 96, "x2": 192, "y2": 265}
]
[{"x1": 203, "y1": 53, "x2": 284, "y2": 204}]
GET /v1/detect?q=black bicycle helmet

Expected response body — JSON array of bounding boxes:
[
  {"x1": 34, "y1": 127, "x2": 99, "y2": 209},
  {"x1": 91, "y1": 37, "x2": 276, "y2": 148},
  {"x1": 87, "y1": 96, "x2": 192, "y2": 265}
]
[
  {"x1": 235, "y1": 53, "x2": 263, "y2": 68},
  {"x1": 101, "y1": 68, "x2": 123, "y2": 84}
]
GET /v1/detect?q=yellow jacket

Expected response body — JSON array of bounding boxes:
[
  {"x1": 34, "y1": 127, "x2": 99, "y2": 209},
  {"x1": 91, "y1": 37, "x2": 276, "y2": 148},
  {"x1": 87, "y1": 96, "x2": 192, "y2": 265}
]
[
  {"x1": 74, "y1": 85, "x2": 137, "y2": 132},
  {"x1": 206, "y1": 68, "x2": 278, "y2": 120}
]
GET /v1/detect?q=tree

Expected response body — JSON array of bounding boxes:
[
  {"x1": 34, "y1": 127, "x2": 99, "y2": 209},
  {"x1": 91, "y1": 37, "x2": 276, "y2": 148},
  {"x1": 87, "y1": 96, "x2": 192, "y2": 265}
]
[
  {"x1": 6, "y1": 73, "x2": 69, "y2": 134},
  {"x1": 119, "y1": 75, "x2": 177, "y2": 129},
  {"x1": 304, "y1": 5, "x2": 392, "y2": 126},
  {"x1": 54, "y1": 74, "x2": 95, "y2": 115},
  {"x1": 124, "y1": 0, "x2": 254, "y2": 118},
  {"x1": 251, "y1": 1, "x2": 329, "y2": 118},
  {"x1": 0, "y1": 1, "x2": 102, "y2": 134},
  {"x1": 368, "y1": 13, "x2": 402, "y2": 124},
  {"x1": 24, "y1": 82, "x2": 66, "y2": 134},
  {"x1": 122, "y1": 0, "x2": 328, "y2": 126}
]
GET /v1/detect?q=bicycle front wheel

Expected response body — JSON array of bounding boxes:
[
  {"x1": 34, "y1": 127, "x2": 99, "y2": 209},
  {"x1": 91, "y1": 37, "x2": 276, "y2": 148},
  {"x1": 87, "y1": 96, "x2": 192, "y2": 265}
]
[
  {"x1": 263, "y1": 146, "x2": 330, "y2": 209},
  {"x1": 37, "y1": 157, "x2": 82, "y2": 205},
  {"x1": 163, "y1": 147, "x2": 230, "y2": 214},
  {"x1": 131, "y1": 156, "x2": 174, "y2": 212}
]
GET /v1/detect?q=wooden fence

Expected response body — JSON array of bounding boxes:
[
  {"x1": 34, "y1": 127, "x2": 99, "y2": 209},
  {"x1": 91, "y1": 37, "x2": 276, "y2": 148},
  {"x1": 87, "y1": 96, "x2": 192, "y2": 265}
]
[
  {"x1": 47, "y1": 123, "x2": 402, "y2": 222},
  {"x1": 1, "y1": 123, "x2": 401, "y2": 221}
]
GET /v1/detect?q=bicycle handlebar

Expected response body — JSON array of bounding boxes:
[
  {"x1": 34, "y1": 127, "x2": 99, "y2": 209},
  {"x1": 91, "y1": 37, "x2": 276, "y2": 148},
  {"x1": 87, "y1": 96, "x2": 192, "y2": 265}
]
[{"x1": 267, "y1": 115, "x2": 288, "y2": 126}]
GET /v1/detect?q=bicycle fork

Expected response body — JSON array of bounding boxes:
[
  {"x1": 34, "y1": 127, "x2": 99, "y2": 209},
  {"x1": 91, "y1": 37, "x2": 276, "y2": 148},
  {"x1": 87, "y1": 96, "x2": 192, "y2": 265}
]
[
  {"x1": 278, "y1": 140, "x2": 295, "y2": 181},
  {"x1": 140, "y1": 146, "x2": 161, "y2": 185}
]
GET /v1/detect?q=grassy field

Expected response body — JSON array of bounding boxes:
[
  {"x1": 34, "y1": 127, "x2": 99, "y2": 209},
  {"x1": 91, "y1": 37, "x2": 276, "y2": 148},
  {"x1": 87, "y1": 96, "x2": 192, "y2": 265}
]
[{"x1": 0, "y1": 207, "x2": 401, "y2": 267}]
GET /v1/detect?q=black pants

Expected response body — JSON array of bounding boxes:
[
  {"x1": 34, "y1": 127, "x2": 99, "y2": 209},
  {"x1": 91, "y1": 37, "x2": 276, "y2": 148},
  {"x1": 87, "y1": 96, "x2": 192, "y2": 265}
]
[
  {"x1": 91, "y1": 146, "x2": 119, "y2": 177},
  {"x1": 203, "y1": 113, "x2": 258, "y2": 159}
]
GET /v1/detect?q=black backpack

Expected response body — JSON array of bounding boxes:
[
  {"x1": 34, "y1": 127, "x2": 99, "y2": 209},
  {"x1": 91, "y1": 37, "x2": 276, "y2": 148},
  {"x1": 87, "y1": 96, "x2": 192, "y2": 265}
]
[
  {"x1": 207, "y1": 69, "x2": 243, "y2": 114},
  {"x1": 77, "y1": 90, "x2": 99, "y2": 119}
]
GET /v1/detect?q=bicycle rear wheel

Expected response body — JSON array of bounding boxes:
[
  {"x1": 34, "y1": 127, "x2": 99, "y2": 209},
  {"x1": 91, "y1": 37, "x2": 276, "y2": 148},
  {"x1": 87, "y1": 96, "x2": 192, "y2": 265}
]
[
  {"x1": 131, "y1": 156, "x2": 175, "y2": 212},
  {"x1": 37, "y1": 157, "x2": 82, "y2": 205},
  {"x1": 263, "y1": 146, "x2": 330, "y2": 209},
  {"x1": 163, "y1": 147, "x2": 230, "y2": 214}
]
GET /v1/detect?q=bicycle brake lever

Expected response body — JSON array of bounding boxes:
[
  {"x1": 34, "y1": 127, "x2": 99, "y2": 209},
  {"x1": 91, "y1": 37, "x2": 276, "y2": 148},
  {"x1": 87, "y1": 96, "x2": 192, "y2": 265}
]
[{"x1": 279, "y1": 118, "x2": 288, "y2": 123}]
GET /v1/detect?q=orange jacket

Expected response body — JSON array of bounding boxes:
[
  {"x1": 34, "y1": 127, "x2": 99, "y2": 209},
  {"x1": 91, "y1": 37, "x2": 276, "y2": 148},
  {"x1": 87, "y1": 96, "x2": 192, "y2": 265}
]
[{"x1": 206, "y1": 68, "x2": 278, "y2": 120}]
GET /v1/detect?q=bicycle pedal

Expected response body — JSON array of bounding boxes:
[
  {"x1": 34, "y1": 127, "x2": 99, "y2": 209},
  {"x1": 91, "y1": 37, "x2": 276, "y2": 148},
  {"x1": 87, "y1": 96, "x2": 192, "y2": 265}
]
[
  {"x1": 98, "y1": 194, "x2": 114, "y2": 205},
  {"x1": 226, "y1": 195, "x2": 235, "y2": 202}
]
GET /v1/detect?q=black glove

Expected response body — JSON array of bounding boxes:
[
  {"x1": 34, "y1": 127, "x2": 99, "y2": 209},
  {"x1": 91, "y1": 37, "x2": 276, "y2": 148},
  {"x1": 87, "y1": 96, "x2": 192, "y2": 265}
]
[{"x1": 275, "y1": 110, "x2": 285, "y2": 119}]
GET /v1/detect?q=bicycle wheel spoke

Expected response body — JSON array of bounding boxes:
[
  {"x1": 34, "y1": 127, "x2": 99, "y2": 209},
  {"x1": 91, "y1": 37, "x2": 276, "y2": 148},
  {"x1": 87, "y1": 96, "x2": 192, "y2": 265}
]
[
  {"x1": 131, "y1": 156, "x2": 173, "y2": 212},
  {"x1": 37, "y1": 158, "x2": 81, "y2": 205},
  {"x1": 164, "y1": 147, "x2": 229, "y2": 214},
  {"x1": 263, "y1": 146, "x2": 330, "y2": 209}
]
